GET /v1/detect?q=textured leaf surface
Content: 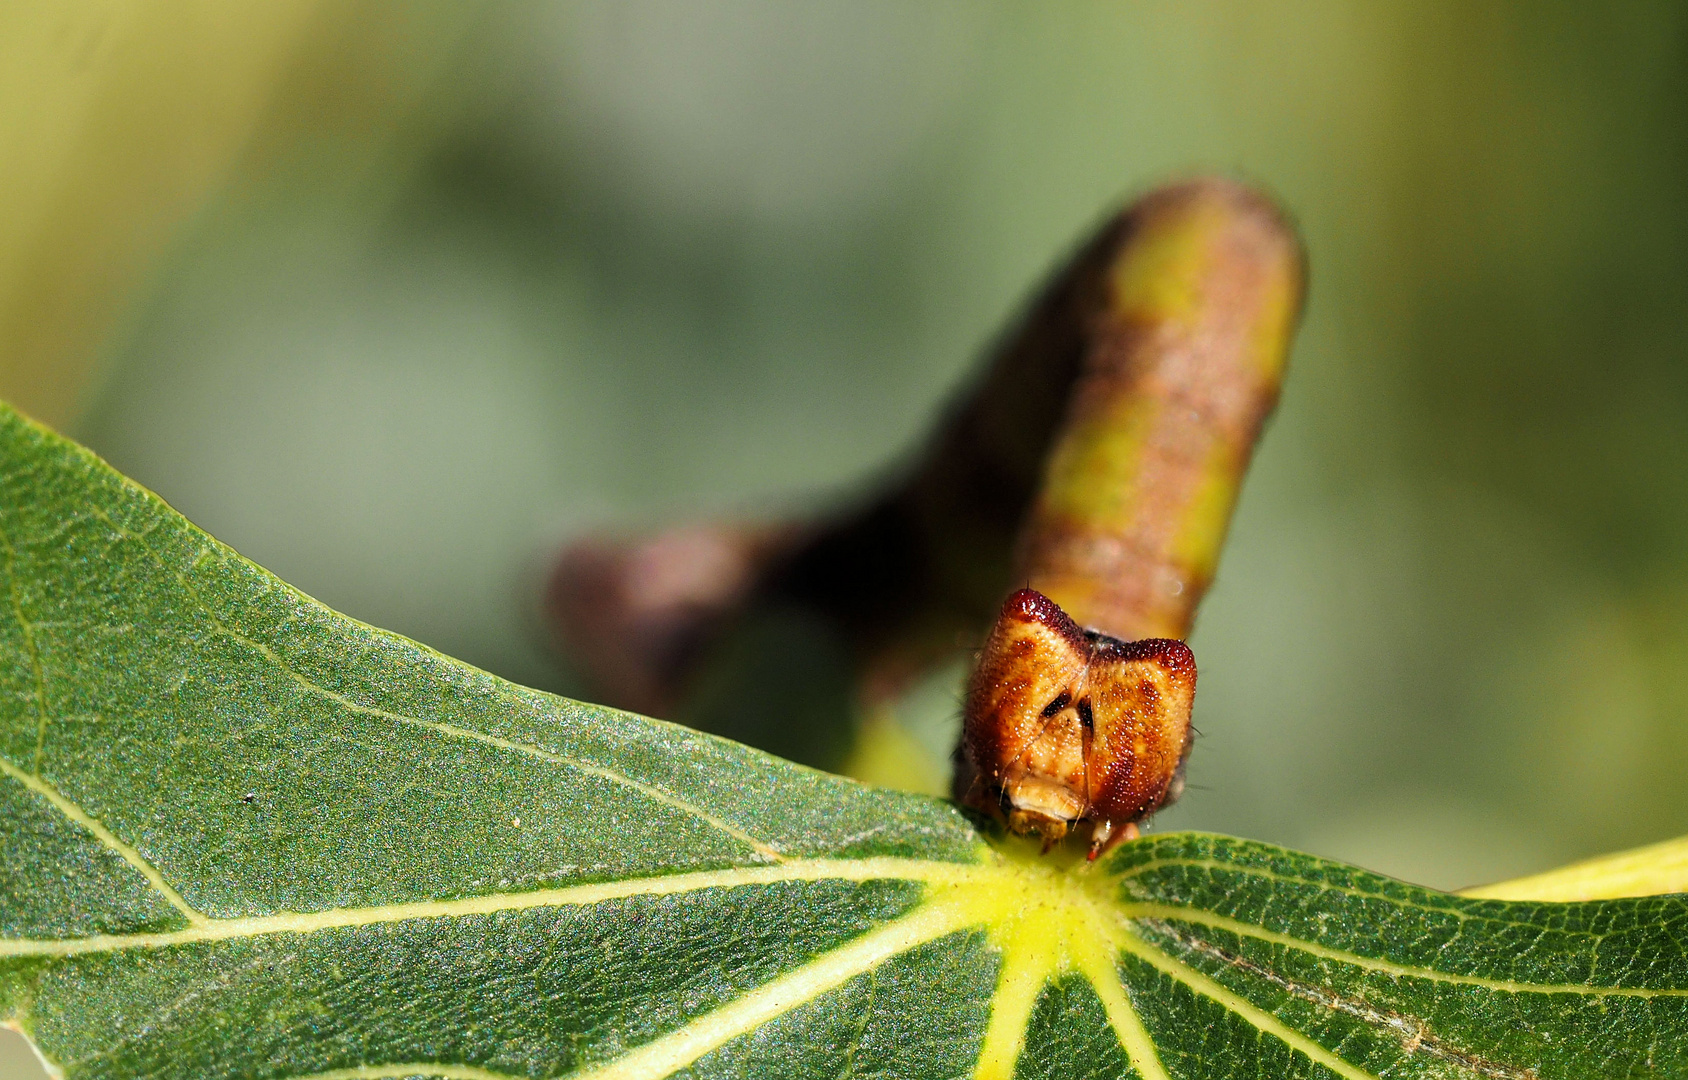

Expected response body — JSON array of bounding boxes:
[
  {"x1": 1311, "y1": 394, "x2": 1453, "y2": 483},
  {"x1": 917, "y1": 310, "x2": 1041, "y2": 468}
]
[{"x1": 1, "y1": 403, "x2": 1685, "y2": 1080}]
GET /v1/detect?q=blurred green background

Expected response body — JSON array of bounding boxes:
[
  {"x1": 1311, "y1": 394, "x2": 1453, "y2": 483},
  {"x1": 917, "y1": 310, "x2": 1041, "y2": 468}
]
[{"x1": 11, "y1": 1, "x2": 1688, "y2": 903}]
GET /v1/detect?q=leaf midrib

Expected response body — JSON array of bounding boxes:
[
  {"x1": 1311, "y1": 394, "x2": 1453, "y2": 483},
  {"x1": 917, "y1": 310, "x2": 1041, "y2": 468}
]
[{"x1": 0, "y1": 857, "x2": 988, "y2": 959}]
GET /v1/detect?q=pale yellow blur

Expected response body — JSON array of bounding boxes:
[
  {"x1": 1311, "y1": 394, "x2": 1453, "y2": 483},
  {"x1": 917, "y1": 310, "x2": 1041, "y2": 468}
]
[
  {"x1": 839, "y1": 706, "x2": 949, "y2": 798},
  {"x1": 1462, "y1": 833, "x2": 1688, "y2": 902}
]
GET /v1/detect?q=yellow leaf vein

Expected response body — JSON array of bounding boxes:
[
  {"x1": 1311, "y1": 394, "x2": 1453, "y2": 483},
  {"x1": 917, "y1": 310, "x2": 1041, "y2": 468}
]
[
  {"x1": 1122, "y1": 902, "x2": 1688, "y2": 998},
  {"x1": 0, "y1": 858, "x2": 987, "y2": 959},
  {"x1": 0, "y1": 755, "x2": 205, "y2": 926},
  {"x1": 83, "y1": 504, "x2": 784, "y2": 863}
]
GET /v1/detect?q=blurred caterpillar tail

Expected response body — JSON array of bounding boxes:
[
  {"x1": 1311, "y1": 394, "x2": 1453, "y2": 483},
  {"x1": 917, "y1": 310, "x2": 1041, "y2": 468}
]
[{"x1": 1016, "y1": 178, "x2": 1305, "y2": 642}]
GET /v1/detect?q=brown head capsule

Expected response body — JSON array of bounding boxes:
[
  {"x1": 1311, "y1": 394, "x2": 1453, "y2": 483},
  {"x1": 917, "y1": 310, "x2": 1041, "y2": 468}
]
[{"x1": 959, "y1": 588, "x2": 1195, "y2": 859}]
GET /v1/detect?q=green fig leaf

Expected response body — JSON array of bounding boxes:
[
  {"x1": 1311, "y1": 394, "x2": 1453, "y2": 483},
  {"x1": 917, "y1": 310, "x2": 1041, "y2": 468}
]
[{"x1": 1, "y1": 404, "x2": 1684, "y2": 1080}]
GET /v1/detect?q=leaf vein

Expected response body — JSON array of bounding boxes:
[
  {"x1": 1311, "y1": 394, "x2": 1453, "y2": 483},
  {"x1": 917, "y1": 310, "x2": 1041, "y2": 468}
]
[
  {"x1": 1120, "y1": 903, "x2": 1688, "y2": 997},
  {"x1": 1115, "y1": 921, "x2": 1383, "y2": 1080},
  {"x1": 0, "y1": 858, "x2": 988, "y2": 958},
  {"x1": 1113, "y1": 855, "x2": 1610, "y2": 936},
  {"x1": 1076, "y1": 906, "x2": 1171, "y2": 1080},
  {"x1": 833, "y1": 955, "x2": 877, "y2": 1079},
  {"x1": 970, "y1": 932, "x2": 1048, "y2": 1080},
  {"x1": 568, "y1": 900, "x2": 968, "y2": 1080},
  {"x1": 1139, "y1": 917, "x2": 1539, "y2": 1080},
  {"x1": 0, "y1": 755, "x2": 205, "y2": 926},
  {"x1": 84, "y1": 505, "x2": 785, "y2": 863},
  {"x1": 397, "y1": 715, "x2": 786, "y2": 862}
]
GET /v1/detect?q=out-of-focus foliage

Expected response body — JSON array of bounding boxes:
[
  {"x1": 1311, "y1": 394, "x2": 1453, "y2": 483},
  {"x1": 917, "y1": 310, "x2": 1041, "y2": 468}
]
[
  {"x1": 0, "y1": 0, "x2": 315, "y2": 424},
  {"x1": 19, "y1": 2, "x2": 1688, "y2": 895},
  {"x1": 0, "y1": 0, "x2": 473, "y2": 427}
]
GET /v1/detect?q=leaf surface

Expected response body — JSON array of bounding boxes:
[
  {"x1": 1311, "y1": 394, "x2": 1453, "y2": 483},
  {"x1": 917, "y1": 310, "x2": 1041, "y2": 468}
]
[{"x1": 1, "y1": 403, "x2": 1684, "y2": 1080}]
